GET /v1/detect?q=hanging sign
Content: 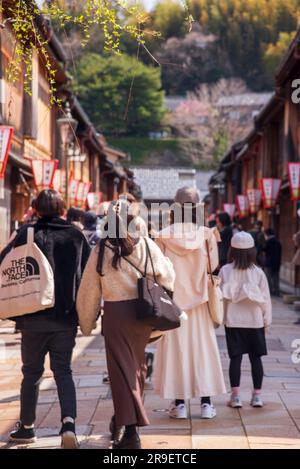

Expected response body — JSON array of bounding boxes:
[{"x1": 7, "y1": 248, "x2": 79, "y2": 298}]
[
  {"x1": 0, "y1": 126, "x2": 14, "y2": 178},
  {"x1": 81, "y1": 182, "x2": 92, "y2": 208},
  {"x1": 31, "y1": 159, "x2": 58, "y2": 192},
  {"x1": 236, "y1": 195, "x2": 249, "y2": 218},
  {"x1": 288, "y1": 163, "x2": 300, "y2": 201},
  {"x1": 223, "y1": 203, "x2": 236, "y2": 219},
  {"x1": 87, "y1": 192, "x2": 104, "y2": 211},
  {"x1": 52, "y1": 169, "x2": 67, "y2": 194},
  {"x1": 247, "y1": 189, "x2": 262, "y2": 214},
  {"x1": 69, "y1": 179, "x2": 80, "y2": 206},
  {"x1": 260, "y1": 178, "x2": 281, "y2": 209}
]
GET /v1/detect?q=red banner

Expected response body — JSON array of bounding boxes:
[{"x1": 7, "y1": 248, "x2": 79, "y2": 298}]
[
  {"x1": 0, "y1": 126, "x2": 14, "y2": 178},
  {"x1": 260, "y1": 178, "x2": 281, "y2": 209},
  {"x1": 223, "y1": 203, "x2": 236, "y2": 219},
  {"x1": 288, "y1": 163, "x2": 300, "y2": 201},
  {"x1": 31, "y1": 159, "x2": 58, "y2": 192},
  {"x1": 236, "y1": 195, "x2": 249, "y2": 218},
  {"x1": 247, "y1": 189, "x2": 262, "y2": 214}
]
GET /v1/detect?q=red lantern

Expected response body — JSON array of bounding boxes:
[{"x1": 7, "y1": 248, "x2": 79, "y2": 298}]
[
  {"x1": 81, "y1": 182, "x2": 92, "y2": 208},
  {"x1": 87, "y1": 192, "x2": 104, "y2": 212},
  {"x1": 69, "y1": 179, "x2": 80, "y2": 206},
  {"x1": 0, "y1": 126, "x2": 14, "y2": 178},
  {"x1": 223, "y1": 203, "x2": 236, "y2": 219},
  {"x1": 31, "y1": 159, "x2": 58, "y2": 192},
  {"x1": 247, "y1": 189, "x2": 262, "y2": 214},
  {"x1": 236, "y1": 195, "x2": 249, "y2": 218},
  {"x1": 52, "y1": 169, "x2": 67, "y2": 194},
  {"x1": 288, "y1": 163, "x2": 300, "y2": 201},
  {"x1": 260, "y1": 178, "x2": 281, "y2": 209}
]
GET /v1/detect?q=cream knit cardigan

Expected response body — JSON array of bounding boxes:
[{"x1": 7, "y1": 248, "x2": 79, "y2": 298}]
[{"x1": 76, "y1": 237, "x2": 175, "y2": 335}]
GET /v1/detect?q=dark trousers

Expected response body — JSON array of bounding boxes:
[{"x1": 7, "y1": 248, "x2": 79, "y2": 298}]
[
  {"x1": 265, "y1": 267, "x2": 280, "y2": 296},
  {"x1": 20, "y1": 328, "x2": 77, "y2": 425},
  {"x1": 229, "y1": 354, "x2": 264, "y2": 390}
]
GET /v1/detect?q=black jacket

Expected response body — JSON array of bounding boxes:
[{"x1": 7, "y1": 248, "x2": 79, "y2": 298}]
[
  {"x1": 264, "y1": 237, "x2": 282, "y2": 272},
  {"x1": 0, "y1": 217, "x2": 91, "y2": 330},
  {"x1": 218, "y1": 226, "x2": 233, "y2": 267}
]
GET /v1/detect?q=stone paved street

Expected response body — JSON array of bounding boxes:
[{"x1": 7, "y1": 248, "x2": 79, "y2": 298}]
[{"x1": 1, "y1": 298, "x2": 300, "y2": 450}]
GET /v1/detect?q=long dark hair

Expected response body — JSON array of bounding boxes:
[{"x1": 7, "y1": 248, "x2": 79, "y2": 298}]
[
  {"x1": 228, "y1": 246, "x2": 257, "y2": 270},
  {"x1": 97, "y1": 211, "x2": 137, "y2": 275}
]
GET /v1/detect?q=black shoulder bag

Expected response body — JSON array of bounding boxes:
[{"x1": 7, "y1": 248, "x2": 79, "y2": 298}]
[{"x1": 102, "y1": 238, "x2": 182, "y2": 332}]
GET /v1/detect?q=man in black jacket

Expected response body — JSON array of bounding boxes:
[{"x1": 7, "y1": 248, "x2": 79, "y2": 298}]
[
  {"x1": 264, "y1": 228, "x2": 282, "y2": 297},
  {"x1": 1, "y1": 190, "x2": 91, "y2": 448},
  {"x1": 216, "y1": 212, "x2": 233, "y2": 267}
]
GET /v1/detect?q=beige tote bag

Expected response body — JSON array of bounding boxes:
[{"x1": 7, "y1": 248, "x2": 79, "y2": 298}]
[
  {"x1": 0, "y1": 227, "x2": 55, "y2": 319},
  {"x1": 206, "y1": 240, "x2": 224, "y2": 327}
]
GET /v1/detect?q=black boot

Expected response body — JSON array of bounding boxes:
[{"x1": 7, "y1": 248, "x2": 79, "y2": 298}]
[
  {"x1": 112, "y1": 433, "x2": 141, "y2": 450},
  {"x1": 109, "y1": 415, "x2": 125, "y2": 443}
]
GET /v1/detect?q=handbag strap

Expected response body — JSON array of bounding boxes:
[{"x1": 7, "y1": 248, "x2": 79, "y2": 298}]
[
  {"x1": 103, "y1": 241, "x2": 147, "y2": 278},
  {"x1": 144, "y1": 237, "x2": 158, "y2": 283},
  {"x1": 205, "y1": 239, "x2": 215, "y2": 286}
]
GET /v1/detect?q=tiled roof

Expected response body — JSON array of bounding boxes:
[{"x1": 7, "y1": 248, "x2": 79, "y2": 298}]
[
  {"x1": 131, "y1": 167, "x2": 212, "y2": 201},
  {"x1": 216, "y1": 93, "x2": 272, "y2": 108}
]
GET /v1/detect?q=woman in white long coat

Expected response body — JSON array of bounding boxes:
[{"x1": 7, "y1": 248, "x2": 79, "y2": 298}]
[{"x1": 154, "y1": 187, "x2": 226, "y2": 419}]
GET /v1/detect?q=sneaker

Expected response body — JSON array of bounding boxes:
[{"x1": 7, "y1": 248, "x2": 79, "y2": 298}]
[
  {"x1": 169, "y1": 401, "x2": 188, "y2": 419},
  {"x1": 9, "y1": 422, "x2": 36, "y2": 443},
  {"x1": 201, "y1": 403, "x2": 217, "y2": 419},
  {"x1": 60, "y1": 422, "x2": 79, "y2": 449},
  {"x1": 228, "y1": 395, "x2": 243, "y2": 408},
  {"x1": 251, "y1": 395, "x2": 264, "y2": 408}
]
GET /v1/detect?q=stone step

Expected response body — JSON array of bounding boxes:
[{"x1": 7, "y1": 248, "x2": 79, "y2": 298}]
[{"x1": 293, "y1": 301, "x2": 300, "y2": 312}]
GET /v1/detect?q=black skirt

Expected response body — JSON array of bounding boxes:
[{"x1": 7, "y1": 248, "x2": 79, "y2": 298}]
[{"x1": 225, "y1": 327, "x2": 267, "y2": 358}]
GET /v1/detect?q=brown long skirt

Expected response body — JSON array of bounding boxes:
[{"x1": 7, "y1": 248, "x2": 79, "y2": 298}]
[{"x1": 103, "y1": 300, "x2": 152, "y2": 427}]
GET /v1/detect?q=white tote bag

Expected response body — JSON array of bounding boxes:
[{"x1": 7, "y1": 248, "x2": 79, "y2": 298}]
[{"x1": 0, "y1": 227, "x2": 55, "y2": 319}]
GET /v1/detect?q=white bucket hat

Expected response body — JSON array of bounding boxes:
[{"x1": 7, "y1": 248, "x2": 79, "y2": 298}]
[{"x1": 231, "y1": 231, "x2": 255, "y2": 250}]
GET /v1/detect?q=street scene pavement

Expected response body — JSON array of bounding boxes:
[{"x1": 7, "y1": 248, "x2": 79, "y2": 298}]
[{"x1": 1, "y1": 298, "x2": 300, "y2": 450}]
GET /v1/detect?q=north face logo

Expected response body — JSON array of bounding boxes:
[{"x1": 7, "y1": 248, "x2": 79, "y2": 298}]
[{"x1": 2, "y1": 256, "x2": 40, "y2": 283}]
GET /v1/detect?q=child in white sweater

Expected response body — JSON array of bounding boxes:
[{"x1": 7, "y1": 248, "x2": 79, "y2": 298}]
[{"x1": 219, "y1": 231, "x2": 272, "y2": 409}]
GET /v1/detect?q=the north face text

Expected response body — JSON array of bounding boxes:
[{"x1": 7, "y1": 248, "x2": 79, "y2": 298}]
[{"x1": 2, "y1": 257, "x2": 40, "y2": 283}]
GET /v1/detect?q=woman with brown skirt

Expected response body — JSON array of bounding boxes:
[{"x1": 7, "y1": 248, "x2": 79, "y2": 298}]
[{"x1": 76, "y1": 209, "x2": 175, "y2": 449}]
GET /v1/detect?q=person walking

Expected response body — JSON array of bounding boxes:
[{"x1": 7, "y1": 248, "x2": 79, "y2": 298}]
[
  {"x1": 219, "y1": 232, "x2": 272, "y2": 409},
  {"x1": 249, "y1": 220, "x2": 265, "y2": 267},
  {"x1": 264, "y1": 228, "x2": 282, "y2": 297},
  {"x1": 216, "y1": 212, "x2": 233, "y2": 267},
  {"x1": 154, "y1": 187, "x2": 226, "y2": 420},
  {"x1": 2, "y1": 190, "x2": 91, "y2": 448},
  {"x1": 76, "y1": 207, "x2": 175, "y2": 449}
]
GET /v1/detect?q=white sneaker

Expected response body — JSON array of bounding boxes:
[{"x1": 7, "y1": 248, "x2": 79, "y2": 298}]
[
  {"x1": 169, "y1": 401, "x2": 188, "y2": 419},
  {"x1": 201, "y1": 403, "x2": 217, "y2": 419},
  {"x1": 251, "y1": 395, "x2": 264, "y2": 408},
  {"x1": 228, "y1": 395, "x2": 243, "y2": 408}
]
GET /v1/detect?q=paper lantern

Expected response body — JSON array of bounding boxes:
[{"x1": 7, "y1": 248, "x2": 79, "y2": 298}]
[
  {"x1": 0, "y1": 126, "x2": 14, "y2": 178},
  {"x1": 260, "y1": 178, "x2": 281, "y2": 209},
  {"x1": 236, "y1": 195, "x2": 249, "y2": 218},
  {"x1": 52, "y1": 169, "x2": 67, "y2": 194},
  {"x1": 223, "y1": 203, "x2": 236, "y2": 219},
  {"x1": 81, "y1": 182, "x2": 92, "y2": 207},
  {"x1": 69, "y1": 179, "x2": 80, "y2": 206},
  {"x1": 87, "y1": 192, "x2": 103, "y2": 211},
  {"x1": 247, "y1": 189, "x2": 262, "y2": 214},
  {"x1": 31, "y1": 159, "x2": 58, "y2": 192},
  {"x1": 288, "y1": 163, "x2": 300, "y2": 201}
]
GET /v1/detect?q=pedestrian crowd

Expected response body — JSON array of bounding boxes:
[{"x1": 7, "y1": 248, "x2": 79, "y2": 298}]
[{"x1": 0, "y1": 188, "x2": 276, "y2": 449}]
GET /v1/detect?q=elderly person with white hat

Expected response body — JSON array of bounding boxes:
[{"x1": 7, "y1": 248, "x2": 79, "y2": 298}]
[
  {"x1": 219, "y1": 231, "x2": 272, "y2": 409},
  {"x1": 154, "y1": 187, "x2": 226, "y2": 420}
]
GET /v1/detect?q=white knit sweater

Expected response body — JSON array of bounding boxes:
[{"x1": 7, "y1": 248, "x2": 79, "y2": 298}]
[{"x1": 76, "y1": 237, "x2": 175, "y2": 335}]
